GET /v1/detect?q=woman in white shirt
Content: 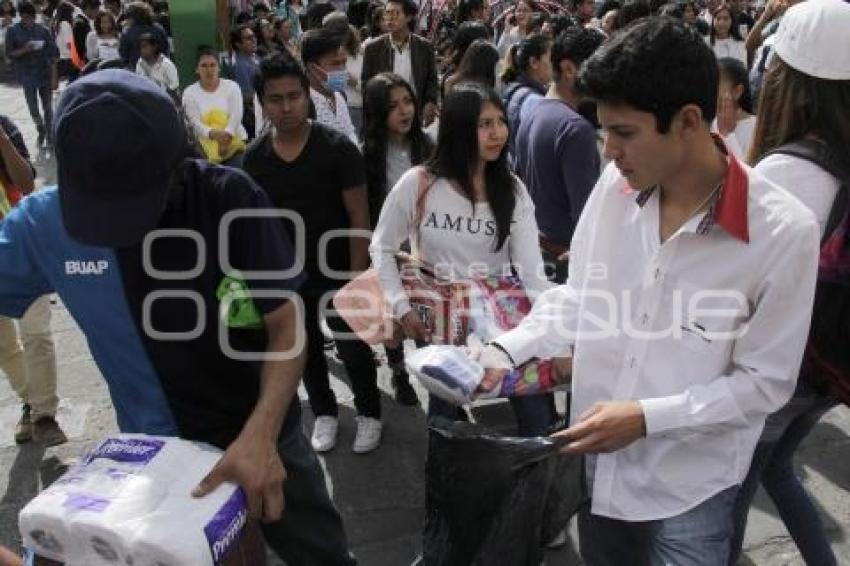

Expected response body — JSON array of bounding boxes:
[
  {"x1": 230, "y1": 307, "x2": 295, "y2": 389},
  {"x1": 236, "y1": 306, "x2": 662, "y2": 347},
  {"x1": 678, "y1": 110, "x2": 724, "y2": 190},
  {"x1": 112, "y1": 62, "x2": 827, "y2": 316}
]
[
  {"x1": 728, "y1": 1, "x2": 850, "y2": 564},
  {"x1": 52, "y1": 1, "x2": 76, "y2": 80},
  {"x1": 182, "y1": 46, "x2": 247, "y2": 167},
  {"x1": 714, "y1": 57, "x2": 756, "y2": 158},
  {"x1": 370, "y1": 82, "x2": 553, "y2": 429},
  {"x1": 362, "y1": 72, "x2": 435, "y2": 406},
  {"x1": 85, "y1": 10, "x2": 120, "y2": 62},
  {"x1": 708, "y1": 4, "x2": 746, "y2": 66},
  {"x1": 496, "y1": 0, "x2": 536, "y2": 58}
]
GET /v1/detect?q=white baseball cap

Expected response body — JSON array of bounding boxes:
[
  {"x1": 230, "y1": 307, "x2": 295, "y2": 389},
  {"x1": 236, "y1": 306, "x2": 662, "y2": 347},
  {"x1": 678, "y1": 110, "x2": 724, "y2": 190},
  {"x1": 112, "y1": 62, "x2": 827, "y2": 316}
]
[{"x1": 773, "y1": 0, "x2": 850, "y2": 80}]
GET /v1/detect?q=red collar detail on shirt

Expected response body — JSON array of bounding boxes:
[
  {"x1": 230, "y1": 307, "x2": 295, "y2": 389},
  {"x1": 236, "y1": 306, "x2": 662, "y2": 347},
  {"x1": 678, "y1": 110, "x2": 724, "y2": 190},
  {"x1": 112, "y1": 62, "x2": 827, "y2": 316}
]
[
  {"x1": 713, "y1": 143, "x2": 750, "y2": 243},
  {"x1": 630, "y1": 136, "x2": 750, "y2": 243}
]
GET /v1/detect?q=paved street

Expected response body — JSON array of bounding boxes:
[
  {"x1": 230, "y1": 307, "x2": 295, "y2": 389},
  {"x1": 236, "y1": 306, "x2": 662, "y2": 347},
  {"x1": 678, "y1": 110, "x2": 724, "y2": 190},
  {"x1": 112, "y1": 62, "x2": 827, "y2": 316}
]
[{"x1": 0, "y1": 77, "x2": 849, "y2": 565}]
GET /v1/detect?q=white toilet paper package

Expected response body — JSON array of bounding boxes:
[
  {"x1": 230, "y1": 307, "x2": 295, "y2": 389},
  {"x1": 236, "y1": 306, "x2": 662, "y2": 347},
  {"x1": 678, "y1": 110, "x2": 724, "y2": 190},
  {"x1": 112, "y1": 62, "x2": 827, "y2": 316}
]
[
  {"x1": 18, "y1": 434, "x2": 249, "y2": 566},
  {"x1": 406, "y1": 345, "x2": 567, "y2": 405}
]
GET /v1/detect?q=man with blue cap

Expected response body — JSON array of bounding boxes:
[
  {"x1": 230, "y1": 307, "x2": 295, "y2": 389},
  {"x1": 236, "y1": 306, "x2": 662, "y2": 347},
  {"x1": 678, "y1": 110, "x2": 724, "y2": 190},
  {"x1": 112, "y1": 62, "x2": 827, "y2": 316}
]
[{"x1": 0, "y1": 69, "x2": 356, "y2": 564}]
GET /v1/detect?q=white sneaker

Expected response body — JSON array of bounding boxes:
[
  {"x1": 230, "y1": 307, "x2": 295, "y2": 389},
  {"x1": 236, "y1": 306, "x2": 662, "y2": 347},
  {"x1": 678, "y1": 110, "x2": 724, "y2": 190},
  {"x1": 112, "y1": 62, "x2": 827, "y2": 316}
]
[
  {"x1": 352, "y1": 416, "x2": 383, "y2": 454},
  {"x1": 311, "y1": 416, "x2": 338, "y2": 452}
]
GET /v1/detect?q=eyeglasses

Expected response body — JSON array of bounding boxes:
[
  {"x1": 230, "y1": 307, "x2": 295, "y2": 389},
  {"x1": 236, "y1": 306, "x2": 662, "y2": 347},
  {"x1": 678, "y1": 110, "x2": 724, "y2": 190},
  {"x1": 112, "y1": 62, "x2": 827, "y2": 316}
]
[{"x1": 241, "y1": 33, "x2": 256, "y2": 40}]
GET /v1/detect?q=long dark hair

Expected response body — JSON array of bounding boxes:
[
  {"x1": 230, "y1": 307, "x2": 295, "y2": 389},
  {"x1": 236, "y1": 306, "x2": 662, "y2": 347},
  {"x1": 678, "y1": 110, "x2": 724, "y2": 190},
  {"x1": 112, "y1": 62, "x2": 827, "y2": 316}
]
[
  {"x1": 363, "y1": 73, "x2": 435, "y2": 226},
  {"x1": 501, "y1": 33, "x2": 550, "y2": 84},
  {"x1": 449, "y1": 21, "x2": 490, "y2": 69},
  {"x1": 253, "y1": 18, "x2": 275, "y2": 55},
  {"x1": 456, "y1": 0, "x2": 485, "y2": 24},
  {"x1": 53, "y1": 0, "x2": 74, "y2": 30},
  {"x1": 717, "y1": 57, "x2": 753, "y2": 114},
  {"x1": 749, "y1": 57, "x2": 850, "y2": 169},
  {"x1": 455, "y1": 39, "x2": 500, "y2": 89},
  {"x1": 710, "y1": 4, "x2": 743, "y2": 45},
  {"x1": 94, "y1": 10, "x2": 118, "y2": 36},
  {"x1": 428, "y1": 83, "x2": 516, "y2": 252}
]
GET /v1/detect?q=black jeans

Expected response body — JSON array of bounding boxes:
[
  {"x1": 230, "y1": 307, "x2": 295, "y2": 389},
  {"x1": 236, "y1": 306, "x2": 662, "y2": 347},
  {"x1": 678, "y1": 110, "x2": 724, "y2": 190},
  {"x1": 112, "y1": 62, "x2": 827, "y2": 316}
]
[
  {"x1": 262, "y1": 423, "x2": 357, "y2": 564},
  {"x1": 301, "y1": 288, "x2": 381, "y2": 419},
  {"x1": 22, "y1": 83, "x2": 53, "y2": 134}
]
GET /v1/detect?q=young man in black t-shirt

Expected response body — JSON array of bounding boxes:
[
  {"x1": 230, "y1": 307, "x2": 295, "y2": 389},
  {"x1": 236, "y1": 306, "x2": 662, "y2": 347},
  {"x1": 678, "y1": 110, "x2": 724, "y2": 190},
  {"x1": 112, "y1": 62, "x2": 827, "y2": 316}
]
[{"x1": 245, "y1": 54, "x2": 385, "y2": 455}]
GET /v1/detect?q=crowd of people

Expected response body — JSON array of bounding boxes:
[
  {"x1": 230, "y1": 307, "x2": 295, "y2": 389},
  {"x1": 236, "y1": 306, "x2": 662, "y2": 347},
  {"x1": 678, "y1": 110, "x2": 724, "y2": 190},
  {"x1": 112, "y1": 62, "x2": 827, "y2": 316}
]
[{"x1": 0, "y1": 0, "x2": 849, "y2": 564}]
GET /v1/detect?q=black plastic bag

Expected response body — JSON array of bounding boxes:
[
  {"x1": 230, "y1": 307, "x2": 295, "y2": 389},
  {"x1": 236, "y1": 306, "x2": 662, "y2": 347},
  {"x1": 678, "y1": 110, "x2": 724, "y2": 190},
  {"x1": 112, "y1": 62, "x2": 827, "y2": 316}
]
[{"x1": 422, "y1": 422, "x2": 586, "y2": 566}]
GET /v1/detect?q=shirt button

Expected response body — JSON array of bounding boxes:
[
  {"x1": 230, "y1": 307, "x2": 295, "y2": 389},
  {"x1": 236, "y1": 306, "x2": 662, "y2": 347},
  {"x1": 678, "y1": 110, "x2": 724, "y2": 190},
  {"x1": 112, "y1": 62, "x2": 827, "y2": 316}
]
[
  {"x1": 628, "y1": 357, "x2": 637, "y2": 368},
  {"x1": 641, "y1": 313, "x2": 649, "y2": 325}
]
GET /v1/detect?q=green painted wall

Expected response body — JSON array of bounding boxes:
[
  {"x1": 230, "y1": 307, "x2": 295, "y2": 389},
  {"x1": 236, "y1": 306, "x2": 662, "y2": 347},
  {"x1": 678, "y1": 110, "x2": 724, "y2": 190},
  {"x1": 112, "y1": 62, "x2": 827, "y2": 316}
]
[{"x1": 169, "y1": 0, "x2": 218, "y2": 87}]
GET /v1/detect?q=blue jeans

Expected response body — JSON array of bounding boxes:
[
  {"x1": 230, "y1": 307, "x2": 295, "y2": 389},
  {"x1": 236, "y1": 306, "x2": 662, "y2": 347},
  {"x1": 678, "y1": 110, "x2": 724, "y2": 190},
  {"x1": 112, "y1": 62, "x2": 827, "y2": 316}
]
[
  {"x1": 578, "y1": 486, "x2": 739, "y2": 566},
  {"x1": 508, "y1": 393, "x2": 559, "y2": 437},
  {"x1": 729, "y1": 378, "x2": 837, "y2": 566},
  {"x1": 262, "y1": 423, "x2": 357, "y2": 565}
]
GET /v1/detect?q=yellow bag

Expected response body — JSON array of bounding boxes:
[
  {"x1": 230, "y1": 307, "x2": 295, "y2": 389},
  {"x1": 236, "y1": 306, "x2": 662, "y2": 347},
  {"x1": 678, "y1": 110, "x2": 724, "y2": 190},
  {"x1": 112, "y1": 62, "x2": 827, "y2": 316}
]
[{"x1": 198, "y1": 108, "x2": 246, "y2": 164}]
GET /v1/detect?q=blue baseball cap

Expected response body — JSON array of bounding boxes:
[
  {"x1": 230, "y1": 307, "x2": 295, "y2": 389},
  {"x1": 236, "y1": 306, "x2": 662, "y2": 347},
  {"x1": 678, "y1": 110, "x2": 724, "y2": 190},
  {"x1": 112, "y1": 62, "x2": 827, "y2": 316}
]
[{"x1": 54, "y1": 69, "x2": 186, "y2": 247}]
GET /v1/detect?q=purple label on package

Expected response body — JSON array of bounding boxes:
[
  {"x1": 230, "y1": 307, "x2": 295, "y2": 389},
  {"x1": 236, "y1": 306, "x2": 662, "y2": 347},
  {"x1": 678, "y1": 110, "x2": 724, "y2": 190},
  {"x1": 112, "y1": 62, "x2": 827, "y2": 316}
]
[
  {"x1": 85, "y1": 437, "x2": 165, "y2": 466},
  {"x1": 63, "y1": 493, "x2": 111, "y2": 513},
  {"x1": 203, "y1": 488, "x2": 248, "y2": 565}
]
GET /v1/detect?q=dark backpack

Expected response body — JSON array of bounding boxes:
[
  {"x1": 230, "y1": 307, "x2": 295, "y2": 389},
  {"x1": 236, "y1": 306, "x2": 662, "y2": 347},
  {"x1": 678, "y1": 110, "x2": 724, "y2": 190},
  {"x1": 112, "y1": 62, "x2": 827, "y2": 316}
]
[
  {"x1": 763, "y1": 139, "x2": 850, "y2": 405},
  {"x1": 502, "y1": 82, "x2": 539, "y2": 158}
]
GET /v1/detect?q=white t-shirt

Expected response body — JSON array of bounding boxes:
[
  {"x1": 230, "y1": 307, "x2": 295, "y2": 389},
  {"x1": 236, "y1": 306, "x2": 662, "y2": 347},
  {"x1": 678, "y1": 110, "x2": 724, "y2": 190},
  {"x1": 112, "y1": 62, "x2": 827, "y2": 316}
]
[
  {"x1": 135, "y1": 54, "x2": 179, "y2": 92},
  {"x1": 497, "y1": 26, "x2": 523, "y2": 58},
  {"x1": 86, "y1": 31, "x2": 120, "y2": 61},
  {"x1": 370, "y1": 167, "x2": 553, "y2": 318},
  {"x1": 55, "y1": 20, "x2": 73, "y2": 59},
  {"x1": 711, "y1": 37, "x2": 747, "y2": 66},
  {"x1": 713, "y1": 115, "x2": 756, "y2": 159},
  {"x1": 390, "y1": 38, "x2": 414, "y2": 94},
  {"x1": 310, "y1": 88, "x2": 358, "y2": 145},
  {"x1": 345, "y1": 51, "x2": 364, "y2": 108},
  {"x1": 385, "y1": 141, "x2": 413, "y2": 193},
  {"x1": 182, "y1": 79, "x2": 248, "y2": 140},
  {"x1": 756, "y1": 153, "x2": 841, "y2": 237}
]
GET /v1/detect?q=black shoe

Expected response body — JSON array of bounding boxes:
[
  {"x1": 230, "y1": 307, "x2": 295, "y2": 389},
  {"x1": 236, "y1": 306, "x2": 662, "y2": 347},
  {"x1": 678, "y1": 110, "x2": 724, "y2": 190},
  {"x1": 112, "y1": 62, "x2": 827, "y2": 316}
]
[
  {"x1": 33, "y1": 416, "x2": 68, "y2": 447},
  {"x1": 14, "y1": 404, "x2": 33, "y2": 444},
  {"x1": 392, "y1": 370, "x2": 419, "y2": 406}
]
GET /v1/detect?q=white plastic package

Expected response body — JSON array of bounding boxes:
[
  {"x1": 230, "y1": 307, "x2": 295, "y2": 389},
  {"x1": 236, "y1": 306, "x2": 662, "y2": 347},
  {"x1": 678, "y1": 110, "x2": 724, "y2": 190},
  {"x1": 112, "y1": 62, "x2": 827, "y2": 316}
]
[
  {"x1": 406, "y1": 345, "x2": 486, "y2": 405},
  {"x1": 19, "y1": 434, "x2": 248, "y2": 566}
]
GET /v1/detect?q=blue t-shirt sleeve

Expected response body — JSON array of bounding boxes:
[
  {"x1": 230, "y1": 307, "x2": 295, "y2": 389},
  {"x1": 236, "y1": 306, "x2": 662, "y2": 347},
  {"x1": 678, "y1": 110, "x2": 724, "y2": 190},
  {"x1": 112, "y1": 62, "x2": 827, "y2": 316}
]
[
  {"x1": 556, "y1": 119, "x2": 600, "y2": 228},
  {"x1": 0, "y1": 201, "x2": 53, "y2": 317},
  {"x1": 221, "y1": 169, "x2": 306, "y2": 315},
  {"x1": 6, "y1": 25, "x2": 26, "y2": 53}
]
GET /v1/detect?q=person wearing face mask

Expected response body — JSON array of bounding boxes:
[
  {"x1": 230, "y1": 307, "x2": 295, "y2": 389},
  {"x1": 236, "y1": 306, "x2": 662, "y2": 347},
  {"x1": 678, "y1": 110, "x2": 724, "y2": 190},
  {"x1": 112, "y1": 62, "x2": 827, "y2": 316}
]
[{"x1": 302, "y1": 27, "x2": 358, "y2": 145}]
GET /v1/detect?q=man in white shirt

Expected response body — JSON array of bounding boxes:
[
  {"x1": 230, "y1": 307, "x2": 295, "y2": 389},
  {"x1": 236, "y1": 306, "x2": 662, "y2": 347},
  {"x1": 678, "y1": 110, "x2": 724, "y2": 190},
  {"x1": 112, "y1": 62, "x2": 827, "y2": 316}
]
[
  {"x1": 479, "y1": 17, "x2": 821, "y2": 565},
  {"x1": 301, "y1": 28, "x2": 358, "y2": 145}
]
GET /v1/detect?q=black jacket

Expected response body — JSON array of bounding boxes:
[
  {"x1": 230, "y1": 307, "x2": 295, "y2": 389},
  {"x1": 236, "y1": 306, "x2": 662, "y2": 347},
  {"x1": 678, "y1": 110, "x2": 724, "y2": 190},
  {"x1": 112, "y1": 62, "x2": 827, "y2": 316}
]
[{"x1": 361, "y1": 33, "x2": 439, "y2": 106}]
